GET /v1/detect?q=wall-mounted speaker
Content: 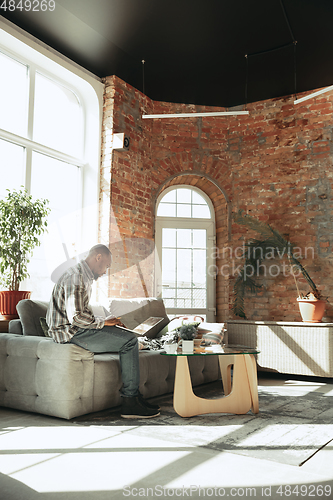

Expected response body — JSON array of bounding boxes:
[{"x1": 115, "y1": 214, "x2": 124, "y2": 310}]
[{"x1": 113, "y1": 133, "x2": 130, "y2": 151}]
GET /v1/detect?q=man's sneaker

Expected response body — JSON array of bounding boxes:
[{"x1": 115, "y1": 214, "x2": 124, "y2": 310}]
[
  {"x1": 138, "y1": 392, "x2": 160, "y2": 411},
  {"x1": 121, "y1": 396, "x2": 160, "y2": 419}
]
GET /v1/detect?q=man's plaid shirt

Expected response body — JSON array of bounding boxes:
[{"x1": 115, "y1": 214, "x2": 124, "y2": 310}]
[{"x1": 46, "y1": 260, "x2": 104, "y2": 343}]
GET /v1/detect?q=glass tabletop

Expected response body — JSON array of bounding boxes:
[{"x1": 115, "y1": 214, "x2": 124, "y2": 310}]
[{"x1": 160, "y1": 344, "x2": 260, "y2": 356}]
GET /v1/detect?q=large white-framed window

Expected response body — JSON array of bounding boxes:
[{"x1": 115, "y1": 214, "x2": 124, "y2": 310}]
[
  {"x1": 0, "y1": 20, "x2": 104, "y2": 299},
  {"x1": 155, "y1": 186, "x2": 216, "y2": 321}
]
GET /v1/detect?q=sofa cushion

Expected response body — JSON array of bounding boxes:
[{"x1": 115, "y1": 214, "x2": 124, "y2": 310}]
[
  {"x1": 39, "y1": 317, "x2": 51, "y2": 337},
  {"x1": 108, "y1": 297, "x2": 169, "y2": 339},
  {"x1": 16, "y1": 300, "x2": 49, "y2": 336},
  {"x1": 198, "y1": 322, "x2": 226, "y2": 345},
  {"x1": 108, "y1": 297, "x2": 152, "y2": 317}
]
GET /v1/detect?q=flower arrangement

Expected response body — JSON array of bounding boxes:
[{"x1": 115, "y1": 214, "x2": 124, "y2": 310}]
[{"x1": 178, "y1": 324, "x2": 198, "y2": 340}]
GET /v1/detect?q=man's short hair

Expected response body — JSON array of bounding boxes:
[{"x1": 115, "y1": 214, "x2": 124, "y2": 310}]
[{"x1": 88, "y1": 244, "x2": 112, "y2": 258}]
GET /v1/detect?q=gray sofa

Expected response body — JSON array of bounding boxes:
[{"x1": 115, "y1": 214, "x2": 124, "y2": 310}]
[{"x1": 0, "y1": 298, "x2": 220, "y2": 419}]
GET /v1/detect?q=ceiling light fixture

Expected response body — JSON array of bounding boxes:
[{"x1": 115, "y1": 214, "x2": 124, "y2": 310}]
[
  {"x1": 294, "y1": 85, "x2": 333, "y2": 105},
  {"x1": 142, "y1": 111, "x2": 249, "y2": 119}
]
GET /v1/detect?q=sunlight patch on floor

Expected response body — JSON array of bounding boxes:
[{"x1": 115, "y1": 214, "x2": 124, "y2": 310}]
[
  {"x1": 258, "y1": 378, "x2": 333, "y2": 397},
  {"x1": 5, "y1": 450, "x2": 191, "y2": 493},
  {"x1": 0, "y1": 425, "x2": 124, "y2": 450}
]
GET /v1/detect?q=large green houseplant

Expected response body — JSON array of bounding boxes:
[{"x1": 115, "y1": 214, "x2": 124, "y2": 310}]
[
  {"x1": 232, "y1": 211, "x2": 325, "y2": 321},
  {"x1": 0, "y1": 188, "x2": 50, "y2": 319}
]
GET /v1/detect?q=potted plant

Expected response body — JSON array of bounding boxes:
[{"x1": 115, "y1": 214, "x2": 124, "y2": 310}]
[
  {"x1": 296, "y1": 293, "x2": 326, "y2": 323},
  {"x1": 178, "y1": 324, "x2": 198, "y2": 353},
  {"x1": 0, "y1": 188, "x2": 50, "y2": 319},
  {"x1": 232, "y1": 211, "x2": 326, "y2": 322}
]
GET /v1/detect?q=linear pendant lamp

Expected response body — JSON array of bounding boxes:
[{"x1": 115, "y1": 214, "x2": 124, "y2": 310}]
[
  {"x1": 294, "y1": 85, "x2": 333, "y2": 105},
  {"x1": 142, "y1": 110, "x2": 249, "y2": 119}
]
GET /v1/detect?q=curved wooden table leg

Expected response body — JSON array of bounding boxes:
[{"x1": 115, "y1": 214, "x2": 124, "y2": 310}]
[
  {"x1": 218, "y1": 355, "x2": 234, "y2": 395},
  {"x1": 173, "y1": 355, "x2": 255, "y2": 417},
  {"x1": 244, "y1": 353, "x2": 259, "y2": 413}
]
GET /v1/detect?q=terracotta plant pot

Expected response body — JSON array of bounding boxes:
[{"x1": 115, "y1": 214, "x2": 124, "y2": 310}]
[
  {"x1": 297, "y1": 298, "x2": 326, "y2": 323},
  {"x1": 0, "y1": 291, "x2": 31, "y2": 320}
]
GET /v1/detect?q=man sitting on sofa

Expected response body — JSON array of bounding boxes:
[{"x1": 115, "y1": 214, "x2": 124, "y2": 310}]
[{"x1": 46, "y1": 243, "x2": 160, "y2": 419}]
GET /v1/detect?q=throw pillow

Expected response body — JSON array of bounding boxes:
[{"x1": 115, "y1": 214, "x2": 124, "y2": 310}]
[
  {"x1": 198, "y1": 322, "x2": 227, "y2": 345},
  {"x1": 16, "y1": 299, "x2": 49, "y2": 336},
  {"x1": 39, "y1": 317, "x2": 51, "y2": 337}
]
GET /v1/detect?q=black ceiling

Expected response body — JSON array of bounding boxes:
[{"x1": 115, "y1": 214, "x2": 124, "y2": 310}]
[{"x1": 1, "y1": 0, "x2": 333, "y2": 108}]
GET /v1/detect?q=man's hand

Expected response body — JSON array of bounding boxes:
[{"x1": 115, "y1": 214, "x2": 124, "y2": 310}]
[{"x1": 104, "y1": 317, "x2": 126, "y2": 327}]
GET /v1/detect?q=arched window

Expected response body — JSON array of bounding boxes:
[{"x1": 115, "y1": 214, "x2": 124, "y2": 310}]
[
  {"x1": 155, "y1": 186, "x2": 216, "y2": 321},
  {"x1": 0, "y1": 22, "x2": 103, "y2": 299}
]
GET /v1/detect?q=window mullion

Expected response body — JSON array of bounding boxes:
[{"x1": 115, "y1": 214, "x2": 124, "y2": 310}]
[
  {"x1": 0, "y1": 128, "x2": 84, "y2": 168},
  {"x1": 25, "y1": 63, "x2": 35, "y2": 194},
  {"x1": 27, "y1": 64, "x2": 36, "y2": 141},
  {"x1": 25, "y1": 147, "x2": 32, "y2": 194},
  {"x1": 175, "y1": 229, "x2": 178, "y2": 306},
  {"x1": 191, "y1": 229, "x2": 193, "y2": 308}
]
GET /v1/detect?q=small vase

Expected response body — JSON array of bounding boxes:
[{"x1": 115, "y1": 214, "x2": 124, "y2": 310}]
[
  {"x1": 182, "y1": 339, "x2": 194, "y2": 354},
  {"x1": 297, "y1": 298, "x2": 326, "y2": 323}
]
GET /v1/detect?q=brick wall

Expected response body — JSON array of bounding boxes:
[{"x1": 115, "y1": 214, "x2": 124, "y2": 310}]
[{"x1": 101, "y1": 75, "x2": 333, "y2": 322}]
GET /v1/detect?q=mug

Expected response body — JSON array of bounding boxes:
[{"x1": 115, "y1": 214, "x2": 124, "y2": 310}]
[{"x1": 164, "y1": 343, "x2": 177, "y2": 354}]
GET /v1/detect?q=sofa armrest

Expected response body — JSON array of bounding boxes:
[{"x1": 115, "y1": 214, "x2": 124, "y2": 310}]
[
  {"x1": 0, "y1": 333, "x2": 95, "y2": 419},
  {"x1": 8, "y1": 319, "x2": 23, "y2": 334}
]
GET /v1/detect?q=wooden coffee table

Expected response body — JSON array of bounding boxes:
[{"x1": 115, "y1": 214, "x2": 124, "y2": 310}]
[{"x1": 161, "y1": 344, "x2": 260, "y2": 417}]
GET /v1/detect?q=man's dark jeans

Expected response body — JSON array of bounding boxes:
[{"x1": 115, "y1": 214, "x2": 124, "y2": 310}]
[{"x1": 69, "y1": 325, "x2": 140, "y2": 397}]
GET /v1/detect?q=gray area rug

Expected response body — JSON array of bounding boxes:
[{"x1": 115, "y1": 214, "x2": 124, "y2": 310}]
[{"x1": 73, "y1": 379, "x2": 333, "y2": 467}]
